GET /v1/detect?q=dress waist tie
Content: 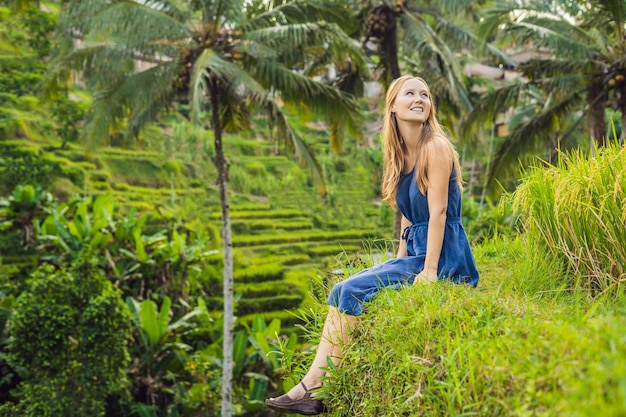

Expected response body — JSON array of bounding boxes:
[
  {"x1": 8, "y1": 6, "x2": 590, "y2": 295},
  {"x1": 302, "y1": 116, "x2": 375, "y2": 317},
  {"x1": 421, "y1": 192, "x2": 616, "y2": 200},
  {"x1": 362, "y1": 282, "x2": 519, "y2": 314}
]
[{"x1": 401, "y1": 216, "x2": 462, "y2": 241}]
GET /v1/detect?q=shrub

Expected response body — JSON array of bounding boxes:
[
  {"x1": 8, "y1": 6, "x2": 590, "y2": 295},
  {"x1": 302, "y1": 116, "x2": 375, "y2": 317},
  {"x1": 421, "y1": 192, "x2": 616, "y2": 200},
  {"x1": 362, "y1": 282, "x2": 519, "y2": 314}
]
[
  {"x1": 5, "y1": 262, "x2": 131, "y2": 417},
  {"x1": 0, "y1": 146, "x2": 62, "y2": 193},
  {"x1": 89, "y1": 170, "x2": 111, "y2": 182}
]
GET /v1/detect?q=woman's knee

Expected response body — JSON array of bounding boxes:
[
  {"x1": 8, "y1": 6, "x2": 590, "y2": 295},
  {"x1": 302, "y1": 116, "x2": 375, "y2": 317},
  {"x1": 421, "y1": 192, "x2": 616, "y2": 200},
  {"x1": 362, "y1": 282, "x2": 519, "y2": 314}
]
[{"x1": 327, "y1": 281, "x2": 344, "y2": 307}]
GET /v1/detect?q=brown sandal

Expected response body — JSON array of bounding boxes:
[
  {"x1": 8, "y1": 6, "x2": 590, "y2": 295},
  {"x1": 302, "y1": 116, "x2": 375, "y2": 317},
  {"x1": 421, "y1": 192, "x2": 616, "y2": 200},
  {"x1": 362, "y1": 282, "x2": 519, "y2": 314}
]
[{"x1": 265, "y1": 381, "x2": 327, "y2": 415}]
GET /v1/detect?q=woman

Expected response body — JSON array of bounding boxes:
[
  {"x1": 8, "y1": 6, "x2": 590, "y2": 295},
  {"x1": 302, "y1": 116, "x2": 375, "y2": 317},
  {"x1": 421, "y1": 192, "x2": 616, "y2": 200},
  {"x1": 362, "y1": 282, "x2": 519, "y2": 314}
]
[{"x1": 265, "y1": 76, "x2": 479, "y2": 415}]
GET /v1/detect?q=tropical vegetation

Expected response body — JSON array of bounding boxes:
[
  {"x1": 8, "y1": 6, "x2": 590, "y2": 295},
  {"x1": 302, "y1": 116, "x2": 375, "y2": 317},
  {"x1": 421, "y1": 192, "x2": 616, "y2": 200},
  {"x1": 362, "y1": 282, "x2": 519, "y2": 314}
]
[
  {"x1": 0, "y1": 0, "x2": 625, "y2": 416},
  {"x1": 466, "y1": 0, "x2": 626, "y2": 187}
]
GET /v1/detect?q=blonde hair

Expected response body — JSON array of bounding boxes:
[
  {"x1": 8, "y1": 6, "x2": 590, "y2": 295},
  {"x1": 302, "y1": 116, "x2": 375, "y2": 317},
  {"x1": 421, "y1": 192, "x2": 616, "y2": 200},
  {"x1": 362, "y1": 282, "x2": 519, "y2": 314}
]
[{"x1": 381, "y1": 76, "x2": 462, "y2": 209}]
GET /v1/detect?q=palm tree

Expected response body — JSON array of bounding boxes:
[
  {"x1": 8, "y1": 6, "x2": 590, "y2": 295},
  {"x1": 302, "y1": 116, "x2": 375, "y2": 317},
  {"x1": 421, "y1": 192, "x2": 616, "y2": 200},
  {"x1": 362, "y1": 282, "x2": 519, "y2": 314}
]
[
  {"x1": 48, "y1": 0, "x2": 366, "y2": 415},
  {"x1": 465, "y1": 0, "x2": 626, "y2": 188}
]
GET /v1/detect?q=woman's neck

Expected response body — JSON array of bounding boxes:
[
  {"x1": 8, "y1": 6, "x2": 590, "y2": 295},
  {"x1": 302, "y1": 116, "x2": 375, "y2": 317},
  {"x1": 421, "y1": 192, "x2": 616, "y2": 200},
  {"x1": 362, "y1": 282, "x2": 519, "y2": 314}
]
[{"x1": 398, "y1": 122, "x2": 424, "y2": 168}]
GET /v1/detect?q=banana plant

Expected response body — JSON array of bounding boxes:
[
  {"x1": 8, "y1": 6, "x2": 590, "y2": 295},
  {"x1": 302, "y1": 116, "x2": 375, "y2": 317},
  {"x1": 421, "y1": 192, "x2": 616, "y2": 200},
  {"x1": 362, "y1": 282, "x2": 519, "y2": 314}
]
[
  {"x1": 0, "y1": 184, "x2": 54, "y2": 248},
  {"x1": 244, "y1": 316, "x2": 298, "y2": 410},
  {"x1": 199, "y1": 314, "x2": 299, "y2": 412},
  {"x1": 35, "y1": 194, "x2": 215, "y2": 302},
  {"x1": 125, "y1": 296, "x2": 201, "y2": 407},
  {"x1": 37, "y1": 194, "x2": 118, "y2": 260}
]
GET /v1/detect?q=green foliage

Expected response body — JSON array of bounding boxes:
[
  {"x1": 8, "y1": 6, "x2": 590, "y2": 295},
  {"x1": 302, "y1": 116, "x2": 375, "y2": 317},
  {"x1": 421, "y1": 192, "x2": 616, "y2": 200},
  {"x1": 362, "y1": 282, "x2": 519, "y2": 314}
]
[
  {"x1": 511, "y1": 142, "x2": 626, "y2": 295},
  {"x1": 0, "y1": 143, "x2": 86, "y2": 193},
  {"x1": 210, "y1": 208, "x2": 305, "y2": 220},
  {"x1": 0, "y1": 59, "x2": 44, "y2": 97},
  {"x1": 124, "y1": 296, "x2": 201, "y2": 411},
  {"x1": 50, "y1": 96, "x2": 87, "y2": 148},
  {"x1": 0, "y1": 184, "x2": 54, "y2": 252},
  {"x1": 210, "y1": 294, "x2": 303, "y2": 316},
  {"x1": 462, "y1": 193, "x2": 518, "y2": 244},
  {"x1": 0, "y1": 4, "x2": 52, "y2": 94},
  {"x1": 183, "y1": 316, "x2": 299, "y2": 416},
  {"x1": 233, "y1": 229, "x2": 372, "y2": 247},
  {"x1": 5, "y1": 262, "x2": 131, "y2": 417},
  {"x1": 36, "y1": 194, "x2": 216, "y2": 303}
]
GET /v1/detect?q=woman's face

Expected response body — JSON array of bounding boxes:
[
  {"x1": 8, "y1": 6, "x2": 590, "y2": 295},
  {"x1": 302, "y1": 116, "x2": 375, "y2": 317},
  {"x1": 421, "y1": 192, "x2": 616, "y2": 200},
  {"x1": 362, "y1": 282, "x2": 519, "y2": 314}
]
[{"x1": 391, "y1": 78, "x2": 431, "y2": 125}]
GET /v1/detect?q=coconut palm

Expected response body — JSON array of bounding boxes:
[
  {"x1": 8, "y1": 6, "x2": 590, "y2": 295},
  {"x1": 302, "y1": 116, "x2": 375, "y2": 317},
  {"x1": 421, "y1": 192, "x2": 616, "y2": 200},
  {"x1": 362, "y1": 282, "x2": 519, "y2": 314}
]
[
  {"x1": 48, "y1": 0, "x2": 366, "y2": 414},
  {"x1": 465, "y1": 0, "x2": 626, "y2": 188}
]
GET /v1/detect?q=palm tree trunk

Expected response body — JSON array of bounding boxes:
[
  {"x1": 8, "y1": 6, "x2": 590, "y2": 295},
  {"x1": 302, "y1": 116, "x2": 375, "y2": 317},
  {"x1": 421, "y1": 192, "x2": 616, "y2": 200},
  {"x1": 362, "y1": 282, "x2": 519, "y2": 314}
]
[
  {"x1": 588, "y1": 79, "x2": 607, "y2": 149},
  {"x1": 210, "y1": 79, "x2": 234, "y2": 417},
  {"x1": 384, "y1": 18, "x2": 403, "y2": 253}
]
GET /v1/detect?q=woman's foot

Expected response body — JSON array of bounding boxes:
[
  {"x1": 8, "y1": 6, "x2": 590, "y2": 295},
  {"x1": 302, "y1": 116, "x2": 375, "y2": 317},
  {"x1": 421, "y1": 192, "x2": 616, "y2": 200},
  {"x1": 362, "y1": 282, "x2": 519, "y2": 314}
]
[
  {"x1": 265, "y1": 381, "x2": 326, "y2": 415},
  {"x1": 281, "y1": 375, "x2": 323, "y2": 401}
]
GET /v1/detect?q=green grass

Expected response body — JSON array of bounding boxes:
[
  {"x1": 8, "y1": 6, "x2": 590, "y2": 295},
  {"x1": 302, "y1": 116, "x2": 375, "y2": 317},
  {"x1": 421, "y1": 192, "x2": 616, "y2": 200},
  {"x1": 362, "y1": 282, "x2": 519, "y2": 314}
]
[{"x1": 278, "y1": 236, "x2": 626, "y2": 416}]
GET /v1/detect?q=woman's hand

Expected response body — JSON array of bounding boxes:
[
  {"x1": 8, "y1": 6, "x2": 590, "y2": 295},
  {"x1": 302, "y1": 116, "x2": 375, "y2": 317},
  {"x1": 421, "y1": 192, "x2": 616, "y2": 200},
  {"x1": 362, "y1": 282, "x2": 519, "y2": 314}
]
[{"x1": 413, "y1": 270, "x2": 437, "y2": 285}]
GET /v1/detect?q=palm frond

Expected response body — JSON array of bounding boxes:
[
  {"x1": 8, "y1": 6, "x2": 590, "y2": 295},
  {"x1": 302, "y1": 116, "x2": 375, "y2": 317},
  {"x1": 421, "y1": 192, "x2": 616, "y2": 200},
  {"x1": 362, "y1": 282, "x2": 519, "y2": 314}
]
[
  {"x1": 246, "y1": 23, "x2": 329, "y2": 61},
  {"x1": 592, "y1": 0, "x2": 625, "y2": 41},
  {"x1": 87, "y1": 1, "x2": 191, "y2": 46},
  {"x1": 476, "y1": 3, "x2": 515, "y2": 45},
  {"x1": 48, "y1": 41, "x2": 180, "y2": 95},
  {"x1": 431, "y1": 12, "x2": 515, "y2": 65},
  {"x1": 247, "y1": 22, "x2": 368, "y2": 78},
  {"x1": 242, "y1": 0, "x2": 355, "y2": 33},
  {"x1": 423, "y1": 0, "x2": 491, "y2": 17},
  {"x1": 81, "y1": 62, "x2": 178, "y2": 148},
  {"x1": 480, "y1": 1, "x2": 604, "y2": 60},
  {"x1": 400, "y1": 12, "x2": 465, "y2": 81},
  {"x1": 488, "y1": 93, "x2": 582, "y2": 185},
  {"x1": 461, "y1": 79, "x2": 529, "y2": 143},
  {"x1": 265, "y1": 100, "x2": 327, "y2": 195},
  {"x1": 520, "y1": 59, "x2": 593, "y2": 81},
  {"x1": 511, "y1": 19, "x2": 599, "y2": 61},
  {"x1": 430, "y1": 14, "x2": 475, "y2": 51},
  {"x1": 189, "y1": 48, "x2": 269, "y2": 124},
  {"x1": 251, "y1": 58, "x2": 362, "y2": 138},
  {"x1": 57, "y1": 0, "x2": 187, "y2": 40},
  {"x1": 206, "y1": 0, "x2": 244, "y2": 26}
]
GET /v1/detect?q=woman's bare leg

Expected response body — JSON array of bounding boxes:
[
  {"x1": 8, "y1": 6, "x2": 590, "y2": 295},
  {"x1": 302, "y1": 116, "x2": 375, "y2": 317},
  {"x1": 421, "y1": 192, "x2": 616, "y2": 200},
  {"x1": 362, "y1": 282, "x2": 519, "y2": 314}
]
[{"x1": 282, "y1": 306, "x2": 358, "y2": 399}]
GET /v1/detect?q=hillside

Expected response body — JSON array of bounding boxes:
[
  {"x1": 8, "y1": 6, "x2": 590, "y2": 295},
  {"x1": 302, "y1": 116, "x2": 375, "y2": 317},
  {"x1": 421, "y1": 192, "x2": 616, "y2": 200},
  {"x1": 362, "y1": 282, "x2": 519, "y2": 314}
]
[{"x1": 0, "y1": 3, "x2": 393, "y2": 327}]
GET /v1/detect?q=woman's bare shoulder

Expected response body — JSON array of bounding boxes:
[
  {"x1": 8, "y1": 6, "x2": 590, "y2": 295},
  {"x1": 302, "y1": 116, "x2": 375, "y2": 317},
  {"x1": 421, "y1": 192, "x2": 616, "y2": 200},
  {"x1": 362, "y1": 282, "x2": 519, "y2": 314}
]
[{"x1": 424, "y1": 134, "x2": 454, "y2": 158}]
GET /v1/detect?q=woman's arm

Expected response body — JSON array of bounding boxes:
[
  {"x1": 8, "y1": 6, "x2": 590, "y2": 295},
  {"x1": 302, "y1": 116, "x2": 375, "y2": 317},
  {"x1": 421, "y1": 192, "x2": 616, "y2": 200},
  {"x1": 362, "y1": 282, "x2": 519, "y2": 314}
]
[
  {"x1": 415, "y1": 138, "x2": 452, "y2": 283},
  {"x1": 397, "y1": 215, "x2": 412, "y2": 258}
]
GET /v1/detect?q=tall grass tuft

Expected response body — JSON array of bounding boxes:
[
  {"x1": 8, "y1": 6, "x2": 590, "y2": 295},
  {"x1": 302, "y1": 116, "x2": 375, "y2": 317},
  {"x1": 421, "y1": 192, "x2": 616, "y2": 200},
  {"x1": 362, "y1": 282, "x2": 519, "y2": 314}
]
[{"x1": 511, "y1": 141, "x2": 626, "y2": 295}]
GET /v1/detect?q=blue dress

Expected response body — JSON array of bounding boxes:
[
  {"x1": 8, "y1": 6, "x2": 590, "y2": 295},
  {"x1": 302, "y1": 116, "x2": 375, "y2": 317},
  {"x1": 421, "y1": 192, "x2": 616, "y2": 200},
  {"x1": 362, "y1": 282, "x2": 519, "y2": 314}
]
[{"x1": 327, "y1": 165, "x2": 479, "y2": 316}]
